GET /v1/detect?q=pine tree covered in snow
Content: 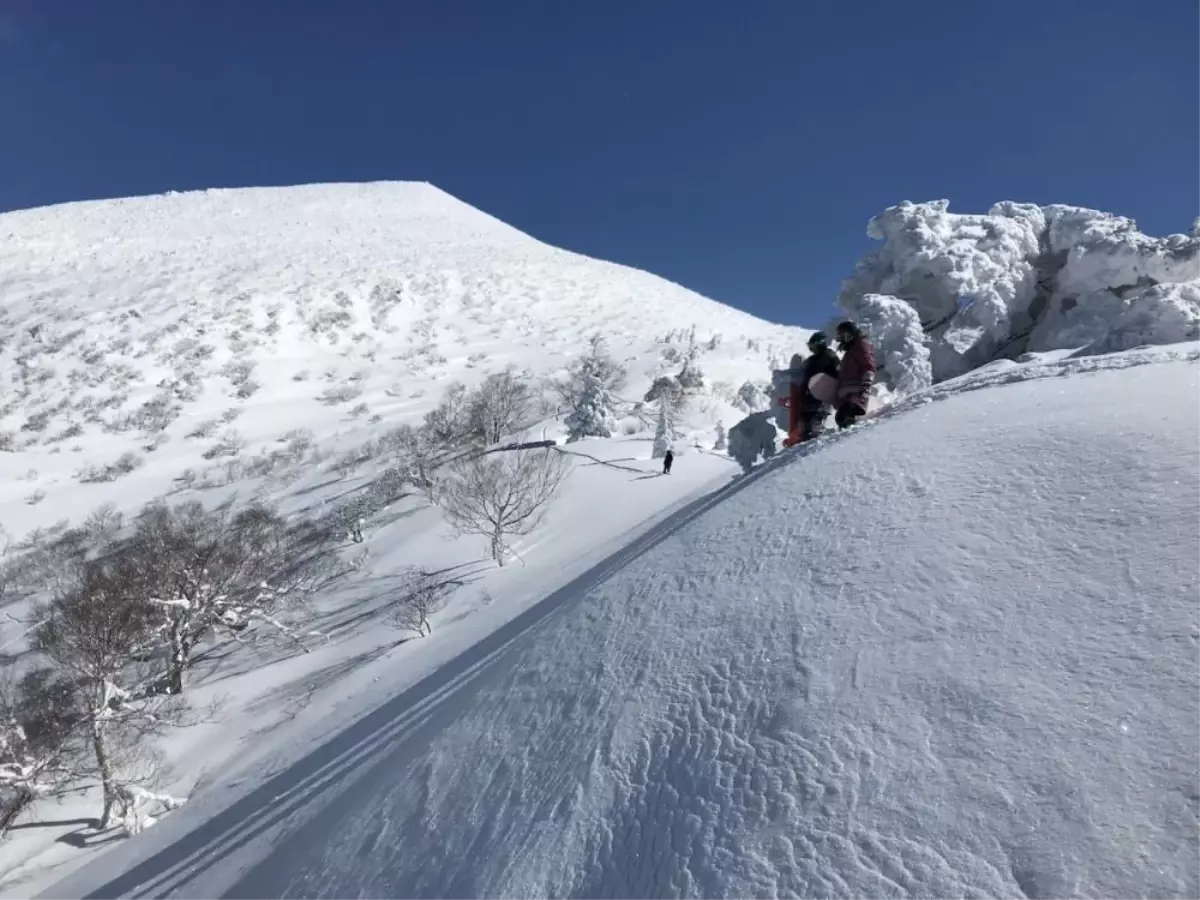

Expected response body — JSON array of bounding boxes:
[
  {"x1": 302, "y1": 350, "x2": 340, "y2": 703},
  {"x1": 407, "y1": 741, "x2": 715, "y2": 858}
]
[
  {"x1": 562, "y1": 336, "x2": 623, "y2": 442},
  {"x1": 652, "y1": 395, "x2": 676, "y2": 459}
]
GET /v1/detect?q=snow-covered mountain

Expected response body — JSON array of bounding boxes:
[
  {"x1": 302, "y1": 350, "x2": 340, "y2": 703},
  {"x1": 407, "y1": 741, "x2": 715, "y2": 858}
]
[
  {"x1": 0, "y1": 182, "x2": 806, "y2": 533},
  {"x1": 35, "y1": 341, "x2": 1200, "y2": 900},
  {"x1": 1, "y1": 184, "x2": 1196, "y2": 897}
]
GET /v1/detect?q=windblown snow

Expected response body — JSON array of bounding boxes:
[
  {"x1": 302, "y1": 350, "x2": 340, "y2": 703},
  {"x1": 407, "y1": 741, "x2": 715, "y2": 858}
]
[{"x1": 0, "y1": 183, "x2": 1196, "y2": 899}]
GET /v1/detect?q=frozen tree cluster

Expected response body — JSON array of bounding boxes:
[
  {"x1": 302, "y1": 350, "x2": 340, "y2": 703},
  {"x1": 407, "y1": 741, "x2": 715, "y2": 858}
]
[{"x1": 837, "y1": 199, "x2": 1200, "y2": 384}]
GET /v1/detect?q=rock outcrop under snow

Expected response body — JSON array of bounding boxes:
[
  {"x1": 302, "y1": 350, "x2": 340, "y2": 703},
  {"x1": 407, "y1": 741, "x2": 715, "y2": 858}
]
[{"x1": 838, "y1": 199, "x2": 1200, "y2": 384}]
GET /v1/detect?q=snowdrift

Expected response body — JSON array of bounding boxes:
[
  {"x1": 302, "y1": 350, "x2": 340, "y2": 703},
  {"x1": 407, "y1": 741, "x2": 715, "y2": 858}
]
[
  {"x1": 46, "y1": 344, "x2": 1200, "y2": 900},
  {"x1": 838, "y1": 199, "x2": 1200, "y2": 388}
]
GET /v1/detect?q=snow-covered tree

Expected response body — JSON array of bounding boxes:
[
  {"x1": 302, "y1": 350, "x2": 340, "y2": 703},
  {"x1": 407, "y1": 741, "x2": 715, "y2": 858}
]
[
  {"x1": 727, "y1": 411, "x2": 778, "y2": 473},
  {"x1": 735, "y1": 380, "x2": 766, "y2": 412},
  {"x1": 31, "y1": 557, "x2": 187, "y2": 831},
  {"x1": 563, "y1": 339, "x2": 623, "y2": 441},
  {"x1": 556, "y1": 335, "x2": 626, "y2": 437},
  {"x1": 839, "y1": 198, "x2": 1200, "y2": 383},
  {"x1": 651, "y1": 395, "x2": 676, "y2": 459},
  {"x1": 127, "y1": 500, "x2": 311, "y2": 695},
  {"x1": 441, "y1": 449, "x2": 569, "y2": 566},
  {"x1": 713, "y1": 421, "x2": 727, "y2": 452},
  {"x1": 836, "y1": 294, "x2": 932, "y2": 394}
]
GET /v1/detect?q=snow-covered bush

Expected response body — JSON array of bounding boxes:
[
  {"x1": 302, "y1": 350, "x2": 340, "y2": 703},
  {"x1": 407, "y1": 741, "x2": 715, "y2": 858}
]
[
  {"x1": 735, "y1": 380, "x2": 766, "y2": 412},
  {"x1": 652, "y1": 397, "x2": 677, "y2": 459},
  {"x1": 839, "y1": 199, "x2": 1200, "y2": 383},
  {"x1": 78, "y1": 451, "x2": 144, "y2": 483},
  {"x1": 836, "y1": 293, "x2": 932, "y2": 394},
  {"x1": 727, "y1": 411, "x2": 778, "y2": 473}
]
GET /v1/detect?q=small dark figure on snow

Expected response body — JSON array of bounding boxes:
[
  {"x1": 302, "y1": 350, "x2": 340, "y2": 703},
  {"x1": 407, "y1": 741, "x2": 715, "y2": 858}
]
[
  {"x1": 662, "y1": 449, "x2": 674, "y2": 475},
  {"x1": 796, "y1": 331, "x2": 841, "y2": 441},
  {"x1": 834, "y1": 321, "x2": 877, "y2": 429}
]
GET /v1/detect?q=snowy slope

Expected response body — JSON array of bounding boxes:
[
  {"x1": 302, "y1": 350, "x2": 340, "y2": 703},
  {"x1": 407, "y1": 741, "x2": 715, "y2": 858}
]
[
  {"x1": 0, "y1": 182, "x2": 808, "y2": 893},
  {"x1": 0, "y1": 181, "x2": 806, "y2": 533},
  {"x1": 44, "y1": 343, "x2": 1200, "y2": 899}
]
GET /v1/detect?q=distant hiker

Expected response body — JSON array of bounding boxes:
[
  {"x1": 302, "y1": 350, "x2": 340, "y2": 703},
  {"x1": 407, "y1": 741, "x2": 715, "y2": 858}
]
[
  {"x1": 834, "y1": 321, "x2": 877, "y2": 429},
  {"x1": 662, "y1": 449, "x2": 674, "y2": 475},
  {"x1": 796, "y1": 331, "x2": 841, "y2": 441}
]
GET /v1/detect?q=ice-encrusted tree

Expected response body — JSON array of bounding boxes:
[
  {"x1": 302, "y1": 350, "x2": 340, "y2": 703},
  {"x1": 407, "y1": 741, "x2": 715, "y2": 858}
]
[
  {"x1": 834, "y1": 294, "x2": 932, "y2": 395},
  {"x1": 727, "y1": 411, "x2": 778, "y2": 473},
  {"x1": 838, "y1": 199, "x2": 1200, "y2": 384},
  {"x1": 651, "y1": 394, "x2": 677, "y2": 459},
  {"x1": 557, "y1": 335, "x2": 626, "y2": 440},
  {"x1": 563, "y1": 338, "x2": 623, "y2": 441}
]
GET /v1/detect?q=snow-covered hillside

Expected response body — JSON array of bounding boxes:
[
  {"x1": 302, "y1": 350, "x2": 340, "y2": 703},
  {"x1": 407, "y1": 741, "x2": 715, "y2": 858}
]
[
  {"x1": 39, "y1": 342, "x2": 1200, "y2": 900},
  {"x1": 0, "y1": 182, "x2": 806, "y2": 533},
  {"x1": 0, "y1": 182, "x2": 811, "y2": 894}
]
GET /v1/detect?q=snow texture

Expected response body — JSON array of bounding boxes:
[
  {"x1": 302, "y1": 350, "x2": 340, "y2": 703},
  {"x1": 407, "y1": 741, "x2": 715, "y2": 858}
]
[
  {"x1": 43, "y1": 343, "x2": 1199, "y2": 900},
  {"x1": 839, "y1": 199, "x2": 1200, "y2": 384}
]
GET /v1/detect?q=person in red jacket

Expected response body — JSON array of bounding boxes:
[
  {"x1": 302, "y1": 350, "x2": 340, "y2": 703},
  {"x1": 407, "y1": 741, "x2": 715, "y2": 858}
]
[{"x1": 834, "y1": 320, "x2": 876, "y2": 429}]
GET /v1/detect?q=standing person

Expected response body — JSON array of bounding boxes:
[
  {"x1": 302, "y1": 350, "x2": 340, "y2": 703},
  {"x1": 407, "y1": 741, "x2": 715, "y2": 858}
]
[
  {"x1": 834, "y1": 321, "x2": 877, "y2": 429},
  {"x1": 796, "y1": 331, "x2": 841, "y2": 442},
  {"x1": 662, "y1": 449, "x2": 674, "y2": 475}
]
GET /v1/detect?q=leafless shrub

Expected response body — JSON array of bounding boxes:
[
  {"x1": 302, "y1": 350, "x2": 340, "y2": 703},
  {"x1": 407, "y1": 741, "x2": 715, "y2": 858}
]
[
  {"x1": 78, "y1": 451, "x2": 144, "y2": 484},
  {"x1": 440, "y1": 449, "x2": 569, "y2": 566},
  {"x1": 201, "y1": 430, "x2": 245, "y2": 460},
  {"x1": 26, "y1": 490, "x2": 46, "y2": 506},
  {"x1": 186, "y1": 419, "x2": 220, "y2": 440},
  {"x1": 220, "y1": 408, "x2": 243, "y2": 425},
  {"x1": 388, "y1": 567, "x2": 465, "y2": 637},
  {"x1": 318, "y1": 384, "x2": 363, "y2": 406},
  {"x1": 0, "y1": 432, "x2": 16, "y2": 452}
]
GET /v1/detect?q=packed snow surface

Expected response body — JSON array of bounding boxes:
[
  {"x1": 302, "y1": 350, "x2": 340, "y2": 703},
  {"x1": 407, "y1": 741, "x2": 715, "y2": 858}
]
[{"x1": 45, "y1": 344, "x2": 1200, "y2": 899}]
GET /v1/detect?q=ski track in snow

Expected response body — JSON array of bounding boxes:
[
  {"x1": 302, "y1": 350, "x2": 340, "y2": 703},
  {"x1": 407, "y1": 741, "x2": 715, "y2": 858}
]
[{"x1": 54, "y1": 350, "x2": 1200, "y2": 900}]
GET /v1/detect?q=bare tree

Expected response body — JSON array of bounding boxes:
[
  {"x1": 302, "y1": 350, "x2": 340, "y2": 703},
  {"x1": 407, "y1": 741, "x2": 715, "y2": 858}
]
[
  {"x1": 128, "y1": 499, "x2": 312, "y2": 695},
  {"x1": 424, "y1": 382, "x2": 471, "y2": 447},
  {"x1": 31, "y1": 557, "x2": 186, "y2": 831},
  {"x1": 0, "y1": 670, "x2": 75, "y2": 836},
  {"x1": 441, "y1": 449, "x2": 569, "y2": 566},
  {"x1": 388, "y1": 567, "x2": 467, "y2": 636},
  {"x1": 468, "y1": 367, "x2": 534, "y2": 446}
]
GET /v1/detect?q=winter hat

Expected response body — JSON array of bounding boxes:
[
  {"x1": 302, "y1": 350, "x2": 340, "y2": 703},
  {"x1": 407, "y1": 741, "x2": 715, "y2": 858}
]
[{"x1": 807, "y1": 331, "x2": 829, "y2": 349}]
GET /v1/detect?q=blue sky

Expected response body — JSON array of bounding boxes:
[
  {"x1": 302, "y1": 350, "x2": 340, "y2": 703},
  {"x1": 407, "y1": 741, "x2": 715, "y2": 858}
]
[{"x1": 1, "y1": 1, "x2": 1195, "y2": 327}]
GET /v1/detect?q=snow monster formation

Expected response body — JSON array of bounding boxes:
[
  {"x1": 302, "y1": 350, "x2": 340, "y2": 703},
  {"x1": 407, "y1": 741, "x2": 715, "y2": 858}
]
[{"x1": 836, "y1": 200, "x2": 1200, "y2": 386}]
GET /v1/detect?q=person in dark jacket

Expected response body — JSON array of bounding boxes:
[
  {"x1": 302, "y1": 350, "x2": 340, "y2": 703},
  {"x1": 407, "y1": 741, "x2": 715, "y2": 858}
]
[
  {"x1": 796, "y1": 331, "x2": 841, "y2": 441},
  {"x1": 834, "y1": 321, "x2": 877, "y2": 429},
  {"x1": 662, "y1": 449, "x2": 674, "y2": 475}
]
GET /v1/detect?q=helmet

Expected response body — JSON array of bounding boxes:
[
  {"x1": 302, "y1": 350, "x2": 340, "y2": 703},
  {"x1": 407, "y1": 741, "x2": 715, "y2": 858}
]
[{"x1": 807, "y1": 331, "x2": 828, "y2": 349}]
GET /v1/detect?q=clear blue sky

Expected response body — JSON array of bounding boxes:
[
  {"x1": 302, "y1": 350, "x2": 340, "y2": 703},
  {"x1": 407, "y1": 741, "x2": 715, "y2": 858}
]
[{"x1": 1, "y1": 1, "x2": 1196, "y2": 327}]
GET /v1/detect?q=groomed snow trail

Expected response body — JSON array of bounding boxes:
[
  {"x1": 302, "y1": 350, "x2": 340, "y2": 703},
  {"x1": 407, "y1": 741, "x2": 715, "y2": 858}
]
[{"x1": 69, "y1": 357, "x2": 1199, "y2": 899}]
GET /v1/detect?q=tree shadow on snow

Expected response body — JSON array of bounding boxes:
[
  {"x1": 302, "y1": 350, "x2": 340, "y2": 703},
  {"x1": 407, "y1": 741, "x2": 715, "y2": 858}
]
[{"x1": 68, "y1": 447, "x2": 809, "y2": 900}]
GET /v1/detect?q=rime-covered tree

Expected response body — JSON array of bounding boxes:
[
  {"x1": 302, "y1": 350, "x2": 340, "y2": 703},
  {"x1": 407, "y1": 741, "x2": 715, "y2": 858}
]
[
  {"x1": 652, "y1": 395, "x2": 677, "y2": 459},
  {"x1": 556, "y1": 334, "x2": 626, "y2": 436}
]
